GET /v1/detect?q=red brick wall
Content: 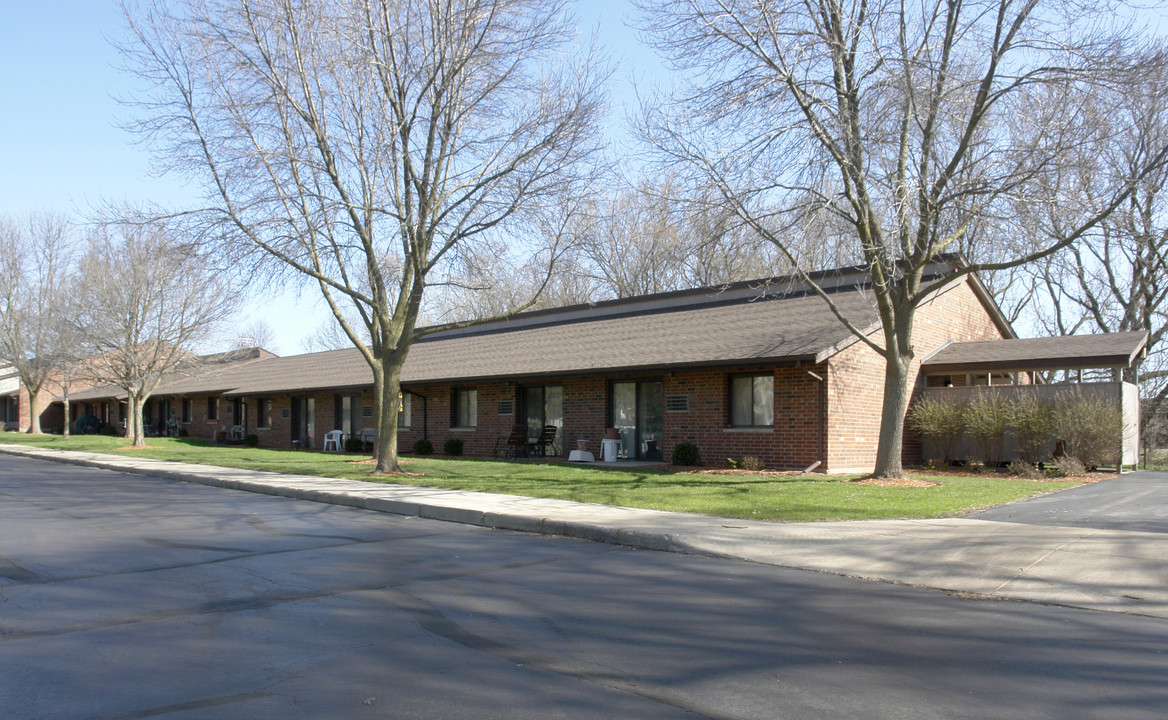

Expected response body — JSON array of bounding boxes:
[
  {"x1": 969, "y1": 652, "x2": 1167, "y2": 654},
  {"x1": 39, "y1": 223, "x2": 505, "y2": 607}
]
[
  {"x1": 395, "y1": 367, "x2": 824, "y2": 470},
  {"x1": 824, "y1": 279, "x2": 1009, "y2": 472}
]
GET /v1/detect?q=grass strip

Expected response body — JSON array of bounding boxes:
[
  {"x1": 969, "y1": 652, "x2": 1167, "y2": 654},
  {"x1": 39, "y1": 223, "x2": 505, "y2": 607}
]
[{"x1": 0, "y1": 433, "x2": 1081, "y2": 522}]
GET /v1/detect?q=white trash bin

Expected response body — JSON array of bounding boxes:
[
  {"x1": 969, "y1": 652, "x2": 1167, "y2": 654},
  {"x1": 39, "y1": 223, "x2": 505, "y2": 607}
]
[{"x1": 601, "y1": 437, "x2": 619, "y2": 462}]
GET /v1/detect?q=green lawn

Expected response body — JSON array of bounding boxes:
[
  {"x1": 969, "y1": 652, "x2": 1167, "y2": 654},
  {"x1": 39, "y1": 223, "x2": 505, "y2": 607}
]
[{"x1": 0, "y1": 432, "x2": 1082, "y2": 522}]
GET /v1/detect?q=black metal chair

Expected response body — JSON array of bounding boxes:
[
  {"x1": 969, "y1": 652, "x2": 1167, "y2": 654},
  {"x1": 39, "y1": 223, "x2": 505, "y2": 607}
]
[
  {"x1": 493, "y1": 424, "x2": 529, "y2": 459},
  {"x1": 533, "y1": 425, "x2": 560, "y2": 457}
]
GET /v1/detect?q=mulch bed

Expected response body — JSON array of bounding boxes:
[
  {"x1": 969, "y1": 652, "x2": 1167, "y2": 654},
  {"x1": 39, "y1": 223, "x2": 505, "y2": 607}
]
[{"x1": 911, "y1": 468, "x2": 1116, "y2": 484}]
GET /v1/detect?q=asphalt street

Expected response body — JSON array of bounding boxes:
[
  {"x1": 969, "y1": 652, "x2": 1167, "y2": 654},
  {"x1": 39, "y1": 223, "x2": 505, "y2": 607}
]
[{"x1": 2, "y1": 454, "x2": 1167, "y2": 720}]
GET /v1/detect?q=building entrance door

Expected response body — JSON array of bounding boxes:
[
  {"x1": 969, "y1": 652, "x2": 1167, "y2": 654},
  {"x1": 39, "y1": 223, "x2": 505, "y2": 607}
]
[{"x1": 611, "y1": 381, "x2": 664, "y2": 460}]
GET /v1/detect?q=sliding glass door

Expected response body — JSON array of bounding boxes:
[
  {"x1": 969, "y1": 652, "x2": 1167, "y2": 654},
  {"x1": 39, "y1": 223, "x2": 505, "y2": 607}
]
[{"x1": 611, "y1": 381, "x2": 663, "y2": 460}]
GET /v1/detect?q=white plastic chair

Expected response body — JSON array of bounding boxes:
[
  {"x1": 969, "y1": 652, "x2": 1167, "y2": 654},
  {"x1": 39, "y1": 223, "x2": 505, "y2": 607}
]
[{"x1": 323, "y1": 430, "x2": 343, "y2": 452}]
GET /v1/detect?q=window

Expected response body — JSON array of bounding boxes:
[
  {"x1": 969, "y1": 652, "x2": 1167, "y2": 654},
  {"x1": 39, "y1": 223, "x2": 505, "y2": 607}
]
[
  {"x1": 207, "y1": 396, "x2": 218, "y2": 421},
  {"x1": 334, "y1": 394, "x2": 362, "y2": 435},
  {"x1": 453, "y1": 388, "x2": 477, "y2": 428},
  {"x1": 398, "y1": 392, "x2": 412, "y2": 428},
  {"x1": 181, "y1": 398, "x2": 192, "y2": 424},
  {"x1": 730, "y1": 374, "x2": 774, "y2": 427},
  {"x1": 256, "y1": 398, "x2": 272, "y2": 428},
  {"x1": 521, "y1": 385, "x2": 562, "y2": 444}
]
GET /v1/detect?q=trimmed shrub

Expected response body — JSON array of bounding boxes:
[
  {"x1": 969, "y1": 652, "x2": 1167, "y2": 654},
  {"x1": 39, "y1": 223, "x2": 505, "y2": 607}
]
[
  {"x1": 963, "y1": 391, "x2": 1011, "y2": 466},
  {"x1": 244, "y1": 434, "x2": 259, "y2": 447},
  {"x1": 1054, "y1": 390, "x2": 1123, "y2": 468},
  {"x1": 907, "y1": 396, "x2": 965, "y2": 464},
  {"x1": 443, "y1": 437, "x2": 464, "y2": 456},
  {"x1": 1008, "y1": 391, "x2": 1055, "y2": 462},
  {"x1": 670, "y1": 442, "x2": 701, "y2": 466},
  {"x1": 73, "y1": 415, "x2": 102, "y2": 435},
  {"x1": 413, "y1": 438, "x2": 434, "y2": 455},
  {"x1": 344, "y1": 437, "x2": 364, "y2": 453}
]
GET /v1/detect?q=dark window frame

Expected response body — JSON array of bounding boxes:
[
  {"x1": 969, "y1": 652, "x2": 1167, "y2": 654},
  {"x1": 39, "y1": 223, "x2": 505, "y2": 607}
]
[
  {"x1": 452, "y1": 387, "x2": 478, "y2": 428},
  {"x1": 728, "y1": 373, "x2": 775, "y2": 428},
  {"x1": 256, "y1": 397, "x2": 272, "y2": 429}
]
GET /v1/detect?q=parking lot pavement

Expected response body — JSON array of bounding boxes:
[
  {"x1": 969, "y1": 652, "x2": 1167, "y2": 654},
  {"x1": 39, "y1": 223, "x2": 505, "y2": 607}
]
[{"x1": 973, "y1": 470, "x2": 1168, "y2": 534}]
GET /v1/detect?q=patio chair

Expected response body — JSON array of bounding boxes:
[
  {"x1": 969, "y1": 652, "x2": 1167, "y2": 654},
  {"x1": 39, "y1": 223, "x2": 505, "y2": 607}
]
[
  {"x1": 533, "y1": 424, "x2": 560, "y2": 457},
  {"x1": 322, "y1": 430, "x2": 343, "y2": 452},
  {"x1": 230, "y1": 425, "x2": 245, "y2": 441},
  {"x1": 494, "y1": 424, "x2": 529, "y2": 459},
  {"x1": 359, "y1": 428, "x2": 375, "y2": 451}
]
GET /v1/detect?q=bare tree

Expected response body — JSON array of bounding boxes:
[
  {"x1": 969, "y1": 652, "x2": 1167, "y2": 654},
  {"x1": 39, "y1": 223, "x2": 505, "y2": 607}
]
[
  {"x1": 426, "y1": 204, "x2": 600, "y2": 322},
  {"x1": 121, "y1": 0, "x2": 607, "y2": 472},
  {"x1": 73, "y1": 218, "x2": 237, "y2": 447},
  {"x1": 229, "y1": 319, "x2": 279, "y2": 354},
  {"x1": 299, "y1": 318, "x2": 360, "y2": 354},
  {"x1": 1024, "y1": 67, "x2": 1168, "y2": 447},
  {"x1": 0, "y1": 211, "x2": 75, "y2": 434},
  {"x1": 636, "y1": 0, "x2": 1168, "y2": 477}
]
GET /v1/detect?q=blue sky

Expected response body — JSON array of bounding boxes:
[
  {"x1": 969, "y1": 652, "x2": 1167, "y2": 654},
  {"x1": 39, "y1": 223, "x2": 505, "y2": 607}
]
[{"x1": 0, "y1": 1, "x2": 656, "y2": 354}]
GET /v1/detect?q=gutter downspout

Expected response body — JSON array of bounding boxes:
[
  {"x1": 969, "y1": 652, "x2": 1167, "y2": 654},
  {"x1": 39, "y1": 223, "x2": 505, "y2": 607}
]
[
  {"x1": 405, "y1": 390, "x2": 428, "y2": 441},
  {"x1": 797, "y1": 361, "x2": 825, "y2": 473}
]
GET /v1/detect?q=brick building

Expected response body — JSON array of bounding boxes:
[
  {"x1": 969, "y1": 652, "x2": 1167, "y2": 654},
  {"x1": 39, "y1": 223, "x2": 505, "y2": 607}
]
[{"x1": 52, "y1": 258, "x2": 1064, "y2": 472}]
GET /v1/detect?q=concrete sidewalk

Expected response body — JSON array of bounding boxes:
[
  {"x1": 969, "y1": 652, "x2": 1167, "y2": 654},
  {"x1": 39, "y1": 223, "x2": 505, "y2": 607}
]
[{"x1": 4, "y1": 444, "x2": 1166, "y2": 619}]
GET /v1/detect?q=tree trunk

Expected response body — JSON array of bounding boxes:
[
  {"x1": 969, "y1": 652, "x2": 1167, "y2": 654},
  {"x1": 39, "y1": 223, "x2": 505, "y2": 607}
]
[
  {"x1": 62, "y1": 393, "x2": 71, "y2": 439},
  {"x1": 870, "y1": 310, "x2": 916, "y2": 479},
  {"x1": 373, "y1": 360, "x2": 403, "y2": 474},
  {"x1": 131, "y1": 395, "x2": 147, "y2": 447},
  {"x1": 370, "y1": 365, "x2": 383, "y2": 464},
  {"x1": 124, "y1": 398, "x2": 135, "y2": 441},
  {"x1": 26, "y1": 388, "x2": 41, "y2": 434}
]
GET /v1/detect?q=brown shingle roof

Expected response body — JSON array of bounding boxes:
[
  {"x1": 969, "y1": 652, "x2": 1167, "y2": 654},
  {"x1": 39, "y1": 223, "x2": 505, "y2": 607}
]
[
  {"x1": 921, "y1": 331, "x2": 1148, "y2": 373},
  {"x1": 399, "y1": 289, "x2": 880, "y2": 384},
  {"x1": 217, "y1": 286, "x2": 881, "y2": 394}
]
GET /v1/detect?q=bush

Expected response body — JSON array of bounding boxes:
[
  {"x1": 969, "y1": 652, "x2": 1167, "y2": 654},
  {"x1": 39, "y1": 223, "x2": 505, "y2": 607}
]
[
  {"x1": 1008, "y1": 392, "x2": 1055, "y2": 462},
  {"x1": 413, "y1": 438, "x2": 433, "y2": 455},
  {"x1": 740, "y1": 455, "x2": 763, "y2": 471},
  {"x1": 963, "y1": 390, "x2": 1011, "y2": 466},
  {"x1": 671, "y1": 442, "x2": 701, "y2": 466},
  {"x1": 1053, "y1": 455, "x2": 1087, "y2": 478},
  {"x1": 443, "y1": 437, "x2": 464, "y2": 456},
  {"x1": 1054, "y1": 390, "x2": 1123, "y2": 468},
  {"x1": 907, "y1": 396, "x2": 965, "y2": 464},
  {"x1": 244, "y1": 434, "x2": 259, "y2": 447},
  {"x1": 344, "y1": 437, "x2": 364, "y2": 453},
  {"x1": 1007, "y1": 458, "x2": 1041, "y2": 479},
  {"x1": 724, "y1": 457, "x2": 739, "y2": 469},
  {"x1": 72, "y1": 415, "x2": 102, "y2": 435}
]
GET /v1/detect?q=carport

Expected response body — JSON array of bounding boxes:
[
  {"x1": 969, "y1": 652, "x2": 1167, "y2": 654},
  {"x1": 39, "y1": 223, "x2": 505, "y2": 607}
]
[{"x1": 918, "y1": 331, "x2": 1149, "y2": 469}]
